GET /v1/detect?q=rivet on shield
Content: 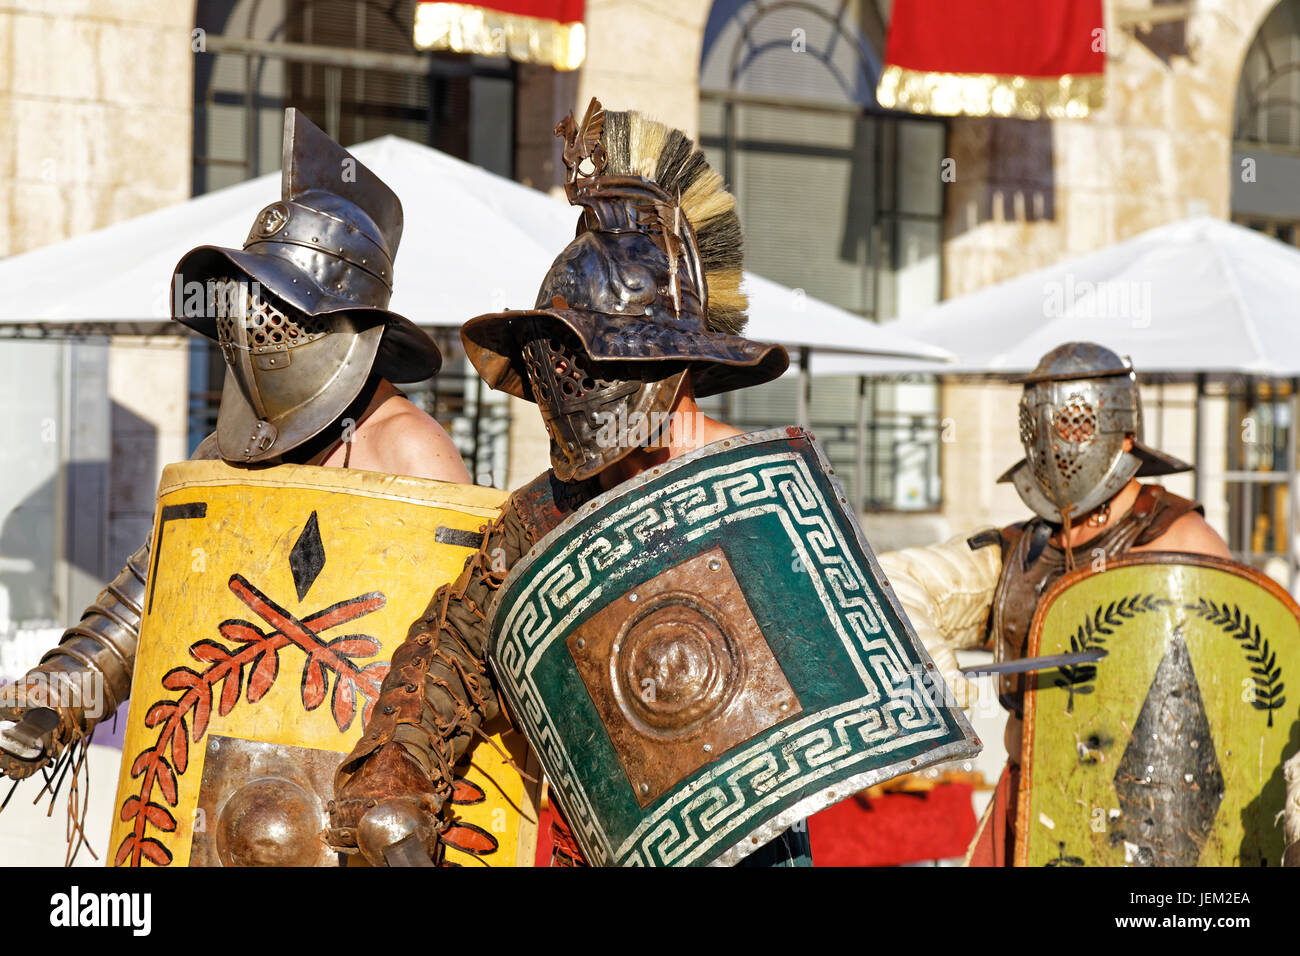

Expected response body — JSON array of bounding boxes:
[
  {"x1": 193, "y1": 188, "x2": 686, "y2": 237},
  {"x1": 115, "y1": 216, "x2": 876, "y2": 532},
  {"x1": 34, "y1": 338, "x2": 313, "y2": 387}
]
[
  {"x1": 708, "y1": 559, "x2": 721, "y2": 571},
  {"x1": 628, "y1": 593, "x2": 638, "y2": 603},
  {"x1": 703, "y1": 744, "x2": 712, "y2": 753},
  {"x1": 639, "y1": 783, "x2": 648, "y2": 794},
  {"x1": 575, "y1": 637, "x2": 586, "y2": 649},
  {"x1": 209, "y1": 739, "x2": 221, "y2": 752}
]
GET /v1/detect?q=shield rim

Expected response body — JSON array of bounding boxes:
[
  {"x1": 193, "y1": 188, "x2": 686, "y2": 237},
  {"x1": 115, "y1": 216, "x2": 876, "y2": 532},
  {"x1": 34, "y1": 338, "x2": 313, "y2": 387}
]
[
  {"x1": 1016, "y1": 550, "x2": 1300, "y2": 867},
  {"x1": 489, "y1": 425, "x2": 982, "y2": 866}
]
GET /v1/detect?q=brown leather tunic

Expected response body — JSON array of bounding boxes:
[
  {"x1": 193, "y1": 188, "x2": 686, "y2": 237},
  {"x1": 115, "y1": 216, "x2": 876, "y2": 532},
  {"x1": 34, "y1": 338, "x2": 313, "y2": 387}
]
[{"x1": 989, "y1": 484, "x2": 1203, "y2": 718}]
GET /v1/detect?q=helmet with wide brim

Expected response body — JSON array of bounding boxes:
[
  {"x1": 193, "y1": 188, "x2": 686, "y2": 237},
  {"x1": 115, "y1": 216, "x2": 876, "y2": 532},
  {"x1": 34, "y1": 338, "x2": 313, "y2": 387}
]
[
  {"x1": 173, "y1": 245, "x2": 440, "y2": 384},
  {"x1": 998, "y1": 439, "x2": 1194, "y2": 487},
  {"x1": 169, "y1": 109, "x2": 445, "y2": 462},
  {"x1": 462, "y1": 306, "x2": 788, "y2": 400}
]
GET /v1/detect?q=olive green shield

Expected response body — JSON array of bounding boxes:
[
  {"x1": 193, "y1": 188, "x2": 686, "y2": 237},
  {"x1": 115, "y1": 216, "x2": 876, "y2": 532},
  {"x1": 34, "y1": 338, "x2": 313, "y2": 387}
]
[
  {"x1": 489, "y1": 427, "x2": 980, "y2": 867},
  {"x1": 1018, "y1": 553, "x2": 1300, "y2": 867}
]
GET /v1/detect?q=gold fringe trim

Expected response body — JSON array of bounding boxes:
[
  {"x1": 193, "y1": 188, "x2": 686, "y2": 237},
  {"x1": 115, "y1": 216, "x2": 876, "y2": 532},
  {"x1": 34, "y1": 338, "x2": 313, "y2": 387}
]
[
  {"x1": 876, "y1": 63, "x2": 1104, "y2": 120},
  {"x1": 414, "y1": 2, "x2": 586, "y2": 71}
]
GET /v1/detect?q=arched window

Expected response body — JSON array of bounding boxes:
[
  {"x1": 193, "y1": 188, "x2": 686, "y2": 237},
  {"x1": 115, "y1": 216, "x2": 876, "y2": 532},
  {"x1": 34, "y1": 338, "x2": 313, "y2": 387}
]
[
  {"x1": 1233, "y1": 0, "x2": 1300, "y2": 243},
  {"x1": 193, "y1": 0, "x2": 516, "y2": 194},
  {"x1": 699, "y1": 0, "x2": 944, "y2": 512},
  {"x1": 1227, "y1": 1, "x2": 1300, "y2": 576}
]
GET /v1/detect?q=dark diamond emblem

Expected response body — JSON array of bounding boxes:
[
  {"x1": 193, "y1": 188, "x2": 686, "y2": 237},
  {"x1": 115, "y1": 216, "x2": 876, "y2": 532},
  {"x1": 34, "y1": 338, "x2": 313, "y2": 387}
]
[
  {"x1": 1112, "y1": 631, "x2": 1224, "y2": 866},
  {"x1": 288, "y1": 512, "x2": 326, "y2": 602}
]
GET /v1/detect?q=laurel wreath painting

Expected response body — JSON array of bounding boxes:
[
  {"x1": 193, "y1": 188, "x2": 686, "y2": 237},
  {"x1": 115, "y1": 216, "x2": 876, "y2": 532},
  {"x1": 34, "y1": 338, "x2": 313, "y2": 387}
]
[
  {"x1": 1054, "y1": 594, "x2": 1170, "y2": 711},
  {"x1": 115, "y1": 573, "x2": 389, "y2": 867},
  {"x1": 1052, "y1": 593, "x2": 1287, "y2": 726},
  {"x1": 439, "y1": 777, "x2": 503, "y2": 866},
  {"x1": 1184, "y1": 599, "x2": 1287, "y2": 727}
]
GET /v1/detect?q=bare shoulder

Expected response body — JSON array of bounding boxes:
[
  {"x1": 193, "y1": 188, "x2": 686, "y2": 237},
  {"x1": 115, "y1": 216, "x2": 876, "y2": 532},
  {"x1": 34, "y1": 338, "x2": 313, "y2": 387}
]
[
  {"x1": 359, "y1": 396, "x2": 471, "y2": 483},
  {"x1": 1138, "y1": 510, "x2": 1233, "y2": 561}
]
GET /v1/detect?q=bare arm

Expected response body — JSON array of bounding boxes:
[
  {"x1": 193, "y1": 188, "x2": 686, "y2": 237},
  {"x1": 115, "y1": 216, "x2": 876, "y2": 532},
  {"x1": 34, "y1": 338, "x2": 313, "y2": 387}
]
[
  {"x1": 1134, "y1": 511, "x2": 1232, "y2": 560},
  {"x1": 330, "y1": 397, "x2": 471, "y2": 483}
]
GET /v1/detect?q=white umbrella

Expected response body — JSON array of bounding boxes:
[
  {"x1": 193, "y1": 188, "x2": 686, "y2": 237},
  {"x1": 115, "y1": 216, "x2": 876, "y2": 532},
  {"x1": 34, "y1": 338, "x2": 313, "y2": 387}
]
[
  {"x1": 744, "y1": 273, "x2": 952, "y2": 365},
  {"x1": 0, "y1": 137, "x2": 566, "y2": 328},
  {"x1": 0, "y1": 135, "x2": 951, "y2": 365},
  {"x1": 879, "y1": 216, "x2": 1300, "y2": 376}
]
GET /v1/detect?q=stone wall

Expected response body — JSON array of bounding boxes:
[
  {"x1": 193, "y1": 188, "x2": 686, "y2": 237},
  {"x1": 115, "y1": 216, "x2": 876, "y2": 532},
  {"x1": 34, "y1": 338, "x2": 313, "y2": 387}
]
[
  {"x1": 0, "y1": 1, "x2": 195, "y2": 568},
  {"x1": 577, "y1": 0, "x2": 713, "y2": 136},
  {"x1": 1, "y1": 1, "x2": 194, "y2": 256},
  {"x1": 933, "y1": 0, "x2": 1278, "y2": 541}
]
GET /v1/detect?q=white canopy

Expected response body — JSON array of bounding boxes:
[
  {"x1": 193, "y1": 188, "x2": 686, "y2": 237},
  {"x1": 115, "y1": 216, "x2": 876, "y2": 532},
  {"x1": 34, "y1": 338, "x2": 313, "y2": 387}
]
[
  {"x1": 877, "y1": 216, "x2": 1300, "y2": 377},
  {"x1": 0, "y1": 135, "x2": 951, "y2": 365}
]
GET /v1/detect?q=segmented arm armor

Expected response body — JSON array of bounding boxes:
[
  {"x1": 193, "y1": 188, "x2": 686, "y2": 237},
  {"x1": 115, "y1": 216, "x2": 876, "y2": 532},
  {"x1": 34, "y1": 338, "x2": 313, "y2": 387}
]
[
  {"x1": 0, "y1": 542, "x2": 149, "y2": 778},
  {"x1": 328, "y1": 504, "x2": 528, "y2": 861},
  {"x1": 1, "y1": 435, "x2": 221, "y2": 779}
]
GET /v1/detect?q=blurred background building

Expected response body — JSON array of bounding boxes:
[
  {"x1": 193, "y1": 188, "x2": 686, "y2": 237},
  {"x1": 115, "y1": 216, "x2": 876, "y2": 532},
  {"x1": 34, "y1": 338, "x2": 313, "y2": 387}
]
[{"x1": 2, "y1": 0, "x2": 1299, "y2": 863}]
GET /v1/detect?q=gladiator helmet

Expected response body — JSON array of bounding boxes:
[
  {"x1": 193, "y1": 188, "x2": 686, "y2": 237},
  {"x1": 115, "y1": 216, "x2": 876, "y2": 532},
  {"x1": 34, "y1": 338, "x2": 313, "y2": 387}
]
[
  {"x1": 171, "y1": 109, "x2": 440, "y2": 463},
  {"x1": 1000, "y1": 342, "x2": 1192, "y2": 523},
  {"x1": 461, "y1": 98, "x2": 788, "y2": 481}
]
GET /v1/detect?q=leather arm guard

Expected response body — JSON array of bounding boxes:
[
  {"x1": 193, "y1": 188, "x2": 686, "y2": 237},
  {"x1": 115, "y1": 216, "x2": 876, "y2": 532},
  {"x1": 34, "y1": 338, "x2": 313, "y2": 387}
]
[
  {"x1": 328, "y1": 507, "x2": 527, "y2": 865},
  {"x1": 876, "y1": 529, "x2": 1002, "y2": 710},
  {"x1": 0, "y1": 541, "x2": 148, "y2": 780}
]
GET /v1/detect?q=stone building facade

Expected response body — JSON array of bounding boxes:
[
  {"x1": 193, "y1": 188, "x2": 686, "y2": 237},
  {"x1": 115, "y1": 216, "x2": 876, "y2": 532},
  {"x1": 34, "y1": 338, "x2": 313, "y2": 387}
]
[{"x1": 0, "y1": 0, "x2": 1288, "y2": 606}]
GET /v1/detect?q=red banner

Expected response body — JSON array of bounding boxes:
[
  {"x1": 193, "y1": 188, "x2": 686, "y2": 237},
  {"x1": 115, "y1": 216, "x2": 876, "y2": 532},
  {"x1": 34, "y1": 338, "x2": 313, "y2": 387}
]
[
  {"x1": 807, "y1": 784, "x2": 978, "y2": 867},
  {"x1": 414, "y1": 0, "x2": 585, "y2": 70},
  {"x1": 878, "y1": 0, "x2": 1105, "y2": 119}
]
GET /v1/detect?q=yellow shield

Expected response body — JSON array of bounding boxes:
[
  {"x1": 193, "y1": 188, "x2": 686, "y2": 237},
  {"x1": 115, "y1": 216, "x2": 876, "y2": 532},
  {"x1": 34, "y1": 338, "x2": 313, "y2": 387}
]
[
  {"x1": 1019, "y1": 553, "x2": 1300, "y2": 867},
  {"x1": 109, "y1": 460, "x2": 540, "y2": 867}
]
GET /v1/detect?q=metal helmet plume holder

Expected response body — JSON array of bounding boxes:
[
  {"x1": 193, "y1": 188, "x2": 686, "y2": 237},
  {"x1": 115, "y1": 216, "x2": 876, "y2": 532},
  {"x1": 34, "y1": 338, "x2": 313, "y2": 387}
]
[{"x1": 462, "y1": 99, "x2": 788, "y2": 481}]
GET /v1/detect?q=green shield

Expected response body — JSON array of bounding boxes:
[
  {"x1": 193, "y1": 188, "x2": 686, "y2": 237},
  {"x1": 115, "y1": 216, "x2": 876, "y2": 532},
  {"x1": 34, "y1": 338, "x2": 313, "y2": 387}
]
[
  {"x1": 489, "y1": 427, "x2": 979, "y2": 866},
  {"x1": 1019, "y1": 553, "x2": 1300, "y2": 867}
]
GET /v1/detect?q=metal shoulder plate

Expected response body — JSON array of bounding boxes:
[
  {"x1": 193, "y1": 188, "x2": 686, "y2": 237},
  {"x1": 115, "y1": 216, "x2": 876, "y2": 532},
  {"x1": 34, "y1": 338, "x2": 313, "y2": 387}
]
[{"x1": 488, "y1": 426, "x2": 980, "y2": 866}]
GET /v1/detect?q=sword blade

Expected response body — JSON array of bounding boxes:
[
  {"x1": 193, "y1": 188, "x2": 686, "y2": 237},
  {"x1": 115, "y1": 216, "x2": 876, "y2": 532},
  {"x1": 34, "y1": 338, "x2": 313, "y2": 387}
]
[
  {"x1": 960, "y1": 649, "x2": 1108, "y2": 677},
  {"x1": 382, "y1": 833, "x2": 437, "y2": 868}
]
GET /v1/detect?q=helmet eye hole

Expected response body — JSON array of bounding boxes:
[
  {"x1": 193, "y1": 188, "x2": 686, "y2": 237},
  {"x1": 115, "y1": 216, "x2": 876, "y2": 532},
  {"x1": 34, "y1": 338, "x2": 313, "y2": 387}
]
[{"x1": 1053, "y1": 400, "x2": 1096, "y2": 443}]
